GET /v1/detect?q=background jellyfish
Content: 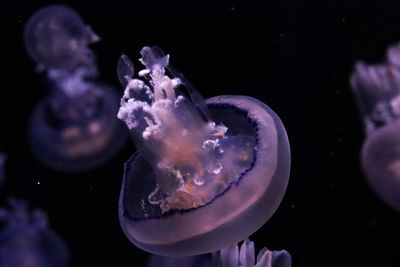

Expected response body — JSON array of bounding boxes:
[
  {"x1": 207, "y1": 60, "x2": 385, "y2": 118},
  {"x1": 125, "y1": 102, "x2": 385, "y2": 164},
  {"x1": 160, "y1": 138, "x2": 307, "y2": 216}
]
[
  {"x1": 350, "y1": 42, "x2": 400, "y2": 211},
  {"x1": 117, "y1": 46, "x2": 290, "y2": 256},
  {"x1": 147, "y1": 238, "x2": 291, "y2": 267},
  {"x1": 0, "y1": 199, "x2": 69, "y2": 267},
  {"x1": 24, "y1": 5, "x2": 126, "y2": 171}
]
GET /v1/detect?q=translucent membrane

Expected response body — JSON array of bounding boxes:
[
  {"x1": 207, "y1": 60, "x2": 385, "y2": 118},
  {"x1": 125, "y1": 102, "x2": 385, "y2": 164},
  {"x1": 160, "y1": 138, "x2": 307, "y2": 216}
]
[{"x1": 118, "y1": 46, "x2": 290, "y2": 256}]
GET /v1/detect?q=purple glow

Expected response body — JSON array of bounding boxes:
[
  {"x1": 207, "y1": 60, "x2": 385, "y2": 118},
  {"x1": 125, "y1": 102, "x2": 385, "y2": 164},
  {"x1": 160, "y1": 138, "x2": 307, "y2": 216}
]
[{"x1": 117, "y1": 46, "x2": 290, "y2": 256}]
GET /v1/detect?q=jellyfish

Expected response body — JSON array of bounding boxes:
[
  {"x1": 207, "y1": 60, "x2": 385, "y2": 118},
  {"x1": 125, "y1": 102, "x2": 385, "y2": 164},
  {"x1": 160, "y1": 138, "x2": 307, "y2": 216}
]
[
  {"x1": 350, "y1": 42, "x2": 400, "y2": 210},
  {"x1": 24, "y1": 5, "x2": 126, "y2": 171},
  {"x1": 147, "y1": 238, "x2": 291, "y2": 267},
  {"x1": 0, "y1": 199, "x2": 69, "y2": 267},
  {"x1": 117, "y1": 46, "x2": 291, "y2": 256}
]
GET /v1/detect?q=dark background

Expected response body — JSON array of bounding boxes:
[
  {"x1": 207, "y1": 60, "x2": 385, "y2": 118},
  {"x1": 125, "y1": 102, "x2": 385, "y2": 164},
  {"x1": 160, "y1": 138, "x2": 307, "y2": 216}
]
[{"x1": 1, "y1": 0, "x2": 400, "y2": 266}]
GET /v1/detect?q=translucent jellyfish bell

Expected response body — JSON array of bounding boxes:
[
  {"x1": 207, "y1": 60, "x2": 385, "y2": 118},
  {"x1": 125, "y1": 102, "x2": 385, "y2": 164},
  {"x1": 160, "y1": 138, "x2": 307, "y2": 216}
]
[
  {"x1": 117, "y1": 46, "x2": 291, "y2": 256},
  {"x1": 24, "y1": 6, "x2": 126, "y2": 171},
  {"x1": 350, "y1": 42, "x2": 400, "y2": 210},
  {"x1": 23, "y1": 5, "x2": 99, "y2": 70},
  {"x1": 0, "y1": 199, "x2": 69, "y2": 267}
]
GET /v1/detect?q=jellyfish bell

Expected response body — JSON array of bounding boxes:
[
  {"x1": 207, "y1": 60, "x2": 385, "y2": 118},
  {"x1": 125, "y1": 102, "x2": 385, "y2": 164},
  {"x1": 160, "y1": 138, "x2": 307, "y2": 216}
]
[
  {"x1": 361, "y1": 120, "x2": 400, "y2": 210},
  {"x1": 29, "y1": 80, "x2": 125, "y2": 171},
  {"x1": 351, "y1": 43, "x2": 400, "y2": 211},
  {"x1": 24, "y1": 5, "x2": 99, "y2": 70},
  {"x1": 118, "y1": 46, "x2": 290, "y2": 256}
]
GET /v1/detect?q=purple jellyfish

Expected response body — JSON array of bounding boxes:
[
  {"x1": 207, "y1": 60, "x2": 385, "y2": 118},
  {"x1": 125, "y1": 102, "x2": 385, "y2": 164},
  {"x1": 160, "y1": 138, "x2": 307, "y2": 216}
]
[
  {"x1": 24, "y1": 5, "x2": 126, "y2": 171},
  {"x1": 351, "y1": 42, "x2": 400, "y2": 211},
  {"x1": 117, "y1": 46, "x2": 290, "y2": 256},
  {"x1": 0, "y1": 199, "x2": 69, "y2": 267}
]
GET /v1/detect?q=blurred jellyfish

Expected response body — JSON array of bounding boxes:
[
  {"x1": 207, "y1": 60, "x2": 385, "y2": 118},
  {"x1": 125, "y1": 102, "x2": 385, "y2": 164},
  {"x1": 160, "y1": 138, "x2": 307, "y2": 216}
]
[
  {"x1": 0, "y1": 153, "x2": 6, "y2": 186},
  {"x1": 117, "y1": 46, "x2": 290, "y2": 256},
  {"x1": 350, "y1": 42, "x2": 400, "y2": 211},
  {"x1": 147, "y1": 238, "x2": 291, "y2": 267},
  {"x1": 24, "y1": 5, "x2": 126, "y2": 171},
  {"x1": 0, "y1": 199, "x2": 68, "y2": 267}
]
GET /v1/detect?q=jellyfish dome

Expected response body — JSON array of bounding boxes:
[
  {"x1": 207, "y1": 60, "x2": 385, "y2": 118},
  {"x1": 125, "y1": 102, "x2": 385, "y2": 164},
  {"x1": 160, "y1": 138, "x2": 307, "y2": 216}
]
[
  {"x1": 23, "y1": 5, "x2": 98, "y2": 70},
  {"x1": 351, "y1": 42, "x2": 400, "y2": 211},
  {"x1": 117, "y1": 46, "x2": 290, "y2": 256},
  {"x1": 24, "y1": 5, "x2": 127, "y2": 171},
  {"x1": 0, "y1": 199, "x2": 69, "y2": 267}
]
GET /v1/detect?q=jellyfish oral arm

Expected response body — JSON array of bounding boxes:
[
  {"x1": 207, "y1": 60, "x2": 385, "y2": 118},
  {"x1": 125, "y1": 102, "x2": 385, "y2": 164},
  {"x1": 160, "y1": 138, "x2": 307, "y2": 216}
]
[{"x1": 118, "y1": 47, "x2": 252, "y2": 213}]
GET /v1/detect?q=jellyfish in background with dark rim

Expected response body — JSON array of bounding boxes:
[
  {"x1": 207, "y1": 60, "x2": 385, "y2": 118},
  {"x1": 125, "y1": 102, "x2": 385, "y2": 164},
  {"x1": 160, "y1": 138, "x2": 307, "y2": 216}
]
[
  {"x1": 0, "y1": 199, "x2": 69, "y2": 267},
  {"x1": 147, "y1": 238, "x2": 291, "y2": 267},
  {"x1": 24, "y1": 5, "x2": 126, "y2": 171},
  {"x1": 350, "y1": 42, "x2": 400, "y2": 211},
  {"x1": 117, "y1": 46, "x2": 291, "y2": 256}
]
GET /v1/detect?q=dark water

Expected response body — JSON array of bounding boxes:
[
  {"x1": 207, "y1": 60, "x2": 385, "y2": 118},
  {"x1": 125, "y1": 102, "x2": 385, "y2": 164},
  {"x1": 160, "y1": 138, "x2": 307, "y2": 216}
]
[{"x1": 0, "y1": 1, "x2": 399, "y2": 266}]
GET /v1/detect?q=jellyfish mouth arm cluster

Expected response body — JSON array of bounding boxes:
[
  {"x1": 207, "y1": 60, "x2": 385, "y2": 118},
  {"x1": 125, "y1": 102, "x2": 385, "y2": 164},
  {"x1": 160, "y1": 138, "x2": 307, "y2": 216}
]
[
  {"x1": 118, "y1": 47, "x2": 252, "y2": 213},
  {"x1": 117, "y1": 46, "x2": 290, "y2": 256},
  {"x1": 213, "y1": 239, "x2": 292, "y2": 267},
  {"x1": 350, "y1": 43, "x2": 400, "y2": 134}
]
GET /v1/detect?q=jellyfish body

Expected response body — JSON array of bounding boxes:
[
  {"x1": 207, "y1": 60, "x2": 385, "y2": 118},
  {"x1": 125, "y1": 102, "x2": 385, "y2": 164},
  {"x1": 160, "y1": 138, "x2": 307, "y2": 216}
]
[
  {"x1": 24, "y1": 5, "x2": 126, "y2": 171},
  {"x1": 23, "y1": 5, "x2": 98, "y2": 70},
  {"x1": 350, "y1": 42, "x2": 400, "y2": 211},
  {"x1": 0, "y1": 199, "x2": 68, "y2": 267},
  {"x1": 117, "y1": 46, "x2": 290, "y2": 256}
]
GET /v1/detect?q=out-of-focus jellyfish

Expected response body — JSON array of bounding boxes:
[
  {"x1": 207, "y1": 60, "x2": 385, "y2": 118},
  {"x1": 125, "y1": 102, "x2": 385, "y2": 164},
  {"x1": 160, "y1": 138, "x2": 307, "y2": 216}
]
[
  {"x1": 0, "y1": 153, "x2": 6, "y2": 186},
  {"x1": 0, "y1": 199, "x2": 68, "y2": 267},
  {"x1": 147, "y1": 238, "x2": 291, "y2": 267},
  {"x1": 117, "y1": 46, "x2": 290, "y2": 256},
  {"x1": 24, "y1": 5, "x2": 126, "y2": 171},
  {"x1": 350, "y1": 42, "x2": 400, "y2": 211}
]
